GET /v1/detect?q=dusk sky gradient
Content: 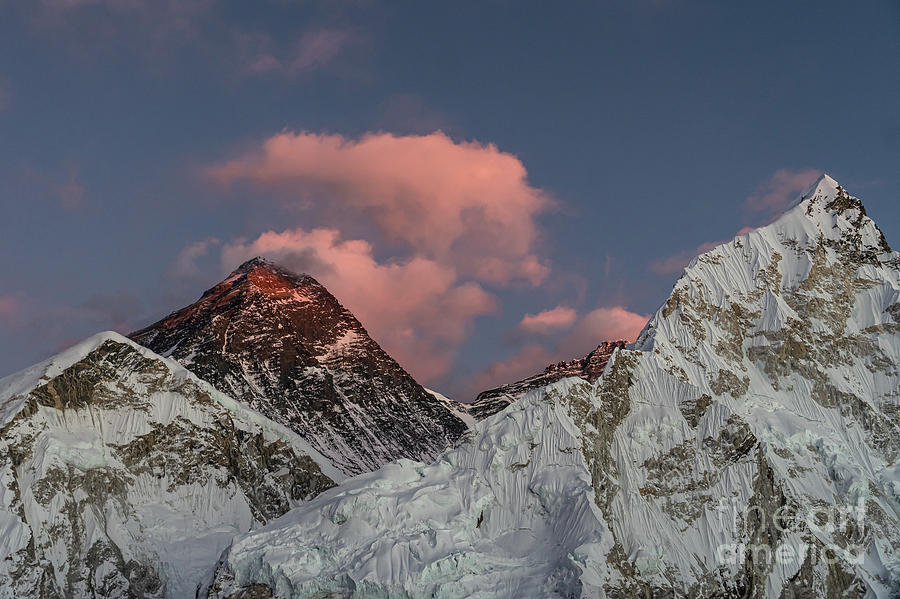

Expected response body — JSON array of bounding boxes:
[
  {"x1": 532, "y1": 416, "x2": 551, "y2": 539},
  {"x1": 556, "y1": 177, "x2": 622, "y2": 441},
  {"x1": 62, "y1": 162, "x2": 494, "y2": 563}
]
[{"x1": 1, "y1": 1, "x2": 899, "y2": 399}]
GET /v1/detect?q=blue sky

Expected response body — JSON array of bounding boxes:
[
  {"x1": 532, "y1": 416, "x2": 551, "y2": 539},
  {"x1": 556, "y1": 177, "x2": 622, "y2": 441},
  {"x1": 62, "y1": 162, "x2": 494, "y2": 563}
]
[{"x1": 1, "y1": 0, "x2": 898, "y2": 398}]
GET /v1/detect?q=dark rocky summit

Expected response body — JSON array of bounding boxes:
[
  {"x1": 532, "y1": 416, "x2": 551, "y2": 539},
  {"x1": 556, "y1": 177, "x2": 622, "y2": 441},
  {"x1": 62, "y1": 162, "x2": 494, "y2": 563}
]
[{"x1": 130, "y1": 257, "x2": 468, "y2": 475}]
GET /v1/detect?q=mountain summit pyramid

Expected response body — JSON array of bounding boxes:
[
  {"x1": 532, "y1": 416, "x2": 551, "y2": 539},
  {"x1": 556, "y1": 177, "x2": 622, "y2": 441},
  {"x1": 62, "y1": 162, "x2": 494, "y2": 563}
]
[
  {"x1": 208, "y1": 175, "x2": 900, "y2": 597},
  {"x1": 130, "y1": 257, "x2": 468, "y2": 476}
]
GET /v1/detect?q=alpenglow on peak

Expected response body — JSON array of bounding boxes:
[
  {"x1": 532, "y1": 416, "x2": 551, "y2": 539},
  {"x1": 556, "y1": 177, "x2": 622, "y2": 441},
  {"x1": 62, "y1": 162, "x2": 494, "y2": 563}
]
[{"x1": 130, "y1": 258, "x2": 468, "y2": 476}]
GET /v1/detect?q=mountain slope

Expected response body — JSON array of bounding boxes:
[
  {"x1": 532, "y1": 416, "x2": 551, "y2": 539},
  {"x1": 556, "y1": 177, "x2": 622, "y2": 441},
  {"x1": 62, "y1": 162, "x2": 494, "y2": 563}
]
[
  {"x1": 470, "y1": 340, "x2": 625, "y2": 420},
  {"x1": 207, "y1": 175, "x2": 900, "y2": 597},
  {"x1": 0, "y1": 332, "x2": 339, "y2": 599},
  {"x1": 130, "y1": 258, "x2": 468, "y2": 476},
  {"x1": 206, "y1": 378, "x2": 610, "y2": 599}
]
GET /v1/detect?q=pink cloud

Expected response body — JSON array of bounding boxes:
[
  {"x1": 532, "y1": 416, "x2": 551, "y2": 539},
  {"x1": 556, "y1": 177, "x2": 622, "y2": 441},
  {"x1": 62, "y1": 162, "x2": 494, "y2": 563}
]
[
  {"x1": 0, "y1": 296, "x2": 20, "y2": 322},
  {"x1": 241, "y1": 28, "x2": 358, "y2": 77},
  {"x1": 518, "y1": 305, "x2": 577, "y2": 335},
  {"x1": 466, "y1": 305, "x2": 649, "y2": 399},
  {"x1": 293, "y1": 28, "x2": 353, "y2": 72},
  {"x1": 54, "y1": 165, "x2": 85, "y2": 210},
  {"x1": 206, "y1": 131, "x2": 553, "y2": 287},
  {"x1": 220, "y1": 227, "x2": 498, "y2": 383},
  {"x1": 557, "y1": 306, "x2": 648, "y2": 357},
  {"x1": 170, "y1": 237, "x2": 220, "y2": 279},
  {"x1": 744, "y1": 168, "x2": 821, "y2": 221},
  {"x1": 17, "y1": 162, "x2": 86, "y2": 211},
  {"x1": 195, "y1": 131, "x2": 558, "y2": 385}
]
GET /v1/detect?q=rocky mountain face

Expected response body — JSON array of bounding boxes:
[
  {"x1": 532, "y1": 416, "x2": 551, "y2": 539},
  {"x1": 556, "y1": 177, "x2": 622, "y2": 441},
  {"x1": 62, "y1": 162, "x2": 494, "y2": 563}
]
[
  {"x1": 0, "y1": 333, "x2": 339, "y2": 599},
  {"x1": 470, "y1": 340, "x2": 626, "y2": 420},
  {"x1": 129, "y1": 258, "x2": 468, "y2": 476},
  {"x1": 207, "y1": 176, "x2": 900, "y2": 598}
]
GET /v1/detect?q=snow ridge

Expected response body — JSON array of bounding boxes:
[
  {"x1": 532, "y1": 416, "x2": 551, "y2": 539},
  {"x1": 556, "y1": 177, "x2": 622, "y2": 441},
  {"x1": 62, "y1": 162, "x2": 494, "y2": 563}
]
[{"x1": 0, "y1": 333, "x2": 338, "y2": 598}]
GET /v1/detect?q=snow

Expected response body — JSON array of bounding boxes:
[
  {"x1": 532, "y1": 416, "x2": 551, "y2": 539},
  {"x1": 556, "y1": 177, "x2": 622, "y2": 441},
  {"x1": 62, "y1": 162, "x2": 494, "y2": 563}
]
[
  {"x1": 211, "y1": 175, "x2": 900, "y2": 597},
  {"x1": 209, "y1": 379, "x2": 614, "y2": 598},
  {"x1": 0, "y1": 332, "x2": 341, "y2": 598},
  {"x1": 426, "y1": 388, "x2": 476, "y2": 428}
]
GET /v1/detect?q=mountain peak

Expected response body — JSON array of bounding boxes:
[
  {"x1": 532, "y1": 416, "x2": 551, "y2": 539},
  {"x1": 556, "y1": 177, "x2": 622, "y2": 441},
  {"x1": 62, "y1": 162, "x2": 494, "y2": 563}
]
[
  {"x1": 131, "y1": 255, "x2": 468, "y2": 476},
  {"x1": 224, "y1": 256, "x2": 317, "y2": 290},
  {"x1": 229, "y1": 256, "x2": 279, "y2": 276},
  {"x1": 774, "y1": 172, "x2": 841, "y2": 217},
  {"x1": 804, "y1": 171, "x2": 839, "y2": 198},
  {"x1": 193, "y1": 256, "x2": 326, "y2": 306},
  {"x1": 774, "y1": 173, "x2": 890, "y2": 253},
  {"x1": 788, "y1": 172, "x2": 870, "y2": 221}
]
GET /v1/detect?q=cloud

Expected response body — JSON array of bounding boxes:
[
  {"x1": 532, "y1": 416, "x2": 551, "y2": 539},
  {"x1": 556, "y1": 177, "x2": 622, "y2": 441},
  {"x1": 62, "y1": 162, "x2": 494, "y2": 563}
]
[
  {"x1": 169, "y1": 237, "x2": 220, "y2": 279},
  {"x1": 0, "y1": 296, "x2": 20, "y2": 323},
  {"x1": 744, "y1": 168, "x2": 822, "y2": 221},
  {"x1": 207, "y1": 130, "x2": 553, "y2": 287},
  {"x1": 27, "y1": 1, "x2": 366, "y2": 82},
  {"x1": 220, "y1": 227, "x2": 498, "y2": 383},
  {"x1": 557, "y1": 307, "x2": 648, "y2": 357},
  {"x1": 292, "y1": 28, "x2": 353, "y2": 72},
  {"x1": 466, "y1": 304, "x2": 649, "y2": 400},
  {"x1": 17, "y1": 162, "x2": 87, "y2": 210},
  {"x1": 198, "y1": 130, "x2": 560, "y2": 386},
  {"x1": 241, "y1": 28, "x2": 359, "y2": 77},
  {"x1": 518, "y1": 305, "x2": 577, "y2": 335},
  {"x1": 54, "y1": 165, "x2": 86, "y2": 209}
]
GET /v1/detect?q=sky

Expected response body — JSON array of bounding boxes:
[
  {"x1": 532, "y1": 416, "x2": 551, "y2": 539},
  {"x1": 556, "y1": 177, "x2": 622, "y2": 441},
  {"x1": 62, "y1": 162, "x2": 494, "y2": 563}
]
[{"x1": 0, "y1": 1, "x2": 898, "y2": 400}]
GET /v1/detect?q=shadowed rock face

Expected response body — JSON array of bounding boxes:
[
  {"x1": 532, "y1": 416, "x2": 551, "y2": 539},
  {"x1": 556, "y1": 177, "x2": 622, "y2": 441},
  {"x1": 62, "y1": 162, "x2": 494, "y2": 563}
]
[
  {"x1": 130, "y1": 258, "x2": 468, "y2": 475},
  {"x1": 0, "y1": 335, "x2": 335, "y2": 599},
  {"x1": 469, "y1": 340, "x2": 626, "y2": 421}
]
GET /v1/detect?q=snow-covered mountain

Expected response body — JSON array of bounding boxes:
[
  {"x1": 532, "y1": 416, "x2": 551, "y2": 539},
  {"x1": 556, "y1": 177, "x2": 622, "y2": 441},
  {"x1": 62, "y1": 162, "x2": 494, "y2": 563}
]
[
  {"x1": 206, "y1": 175, "x2": 900, "y2": 597},
  {"x1": 0, "y1": 332, "x2": 340, "y2": 599},
  {"x1": 130, "y1": 258, "x2": 468, "y2": 476},
  {"x1": 470, "y1": 340, "x2": 626, "y2": 421},
  {"x1": 206, "y1": 378, "x2": 609, "y2": 599}
]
